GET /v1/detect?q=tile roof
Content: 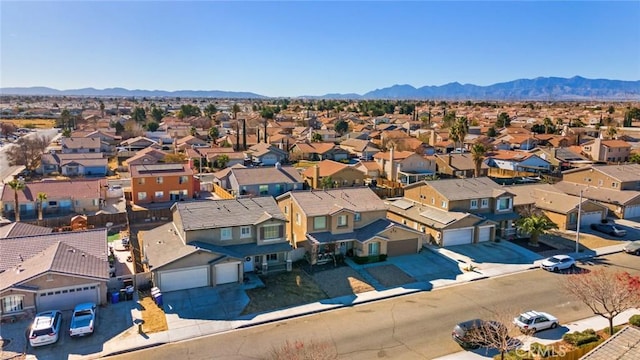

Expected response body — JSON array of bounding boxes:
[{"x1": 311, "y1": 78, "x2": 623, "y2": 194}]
[
  {"x1": 581, "y1": 325, "x2": 640, "y2": 360},
  {"x1": 231, "y1": 166, "x2": 302, "y2": 186},
  {"x1": 0, "y1": 179, "x2": 104, "y2": 202},
  {"x1": 434, "y1": 153, "x2": 489, "y2": 171},
  {"x1": 307, "y1": 218, "x2": 400, "y2": 244},
  {"x1": 190, "y1": 240, "x2": 292, "y2": 258},
  {"x1": 564, "y1": 164, "x2": 640, "y2": 182},
  {"x1": 0, "y1": 229, "x2": 108, "y2": 272},
  {"x1": 356, "y1": 161, "x2": 381, "y2": 171},
  {"x1": 553, "y1": 181, "x2": 640, "y2": 205},
  {"x1": 373, "y1": 150, "x2": 416, "y2": 161},
  {"x1": 504, "y1": 184, "x2": 594, "y2": 213},
  {"x1": 126, "y1": 148, "x2": 167, "y2": 165},
  {"x1": 0, "y1": 222, "x2": 52, "y2": 238},
  {"x1": 385, "y1": 198, "x2": 478, "y2": 229},
  {"x1": 120, "y1": 136, "x2": 158, "y2": 146},
  {"x1": 61, "y1": 137, "x2": 101, "y2": 149},
  {"x1": 140, "y1": 222, "x2": 198, "y2": 269},
  {"x1": 409, "y1": 177, "x2": 509, "y2": 201},
  {"x1": 293, "y1": 142, "x2": 337, "y2": 154},
  {"x1": 130, "y1": 163, "x2": 194, "y2": 177},
  {"x1": 281, "y1": 187, "x2": 388, "y2": 216},
  {"x1": 602, "y1": 140, "x2": 631, "y2": 148},
  {"x1": 340, "y1": 138, "x2": 374, "y2": 152},
  {"x1": 248, "y1": 142, "x2": 287, "y2": 157},
  {"x1": 174, "y1": 197, "x2": 286, "y2": 231},
  {"x1": 487, "y1": 150, "x2": 535, "y2": 161},
  {"x1": 302, "y1": 160, "x2": 348, "y2": 177}
]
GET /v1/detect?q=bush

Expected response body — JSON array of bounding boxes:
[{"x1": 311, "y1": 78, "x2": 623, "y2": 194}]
[
  {"x1": 563, "y1": 328, "x2": 600, "y2": 346},
  {"x1": 352, "y1": 254, "x2": 387, "y2": 264},
  {"x1": 630, "y1": 314, "x2": 640, "y2": 327},
  {"x1": 602, "y1": 324, "x2": 625, "y2": 336}
]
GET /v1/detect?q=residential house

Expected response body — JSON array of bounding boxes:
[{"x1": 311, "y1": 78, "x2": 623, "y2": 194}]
[
  {"x1": 339, "y1": 138, "x2": 380, "y2": 160},
  {"x1": 1, "y1": 179, "x2": 105, "y2": 220},
  {"x1": 245, "y1": 143, "x2": 288, "y2": 166},
  {"x1": 581, "y1": 138, "x2": 631, "y2": 163},
  {"x1": 302, "y1": 160, "x2": 366, "y2": 189},
  {"x1": 39, "y1": 153, "x2": 108, "y2": 176},
  {"x1": 119, "y1": 136, "x2": 160, "y2": 151},
  {"x1": 374, "y1": 148, "x2": 436, "y2": 185},
  {"x1": 484, "y1": 150, "x2": 552, "y2": 175},
  {"x1": 224, "y1": 164, "x2": 304, "y2": 197},
  {"x1": 398, "y1": 177, "x2": 519, "y2": 245},
  {"x1": 505, "y1": 184, "x2": 608, "y2": 231},
  {"x1": 0, "y1": 222, "x2": 51, "y2": 238},
  {"x1": 142, "y1": 197, "x2": 292, "y2": 292},
  {"x1": 580, "y1": 325, "x2": 640, "y2": 360},
  {"x1": 129, "y1": 163, "x2": 195, "y2": 205},
  {"x1": 556, "y1": 164, "x2": 640, "y2": 218},
  {"x1": 61, "y1": 137, "x2": 108, "y2": 154},
  {"x1": 176, "y1": 135, "x2": 209, "y2": 151},
  {"x1": 124, "y1": 147, "x2": 167, "y2": 167},
  {"x1": 84, "y1": 130, "x2": 121, "y2": 146},
  {"x1": 290, "y1": 142, "x2": 350, "y2": 162},
  {"x1": 434, "y1": 153, "x2": 489, "y2": 178},
  {"x1": 307, "y1": 129, "x2": 337, "y2": 143},
  {"x1": 0, "y1": 229, "x2": 109, "y2": 320},
  {"x1": 353, "y1": 161, "x2": 382, "y2": 180},
  {"x1": 276, "y1": 187, "x2": 424, "y2": 264},
  {"x1": 528, "y1": 147, "x2": 592, "y2": 172}
]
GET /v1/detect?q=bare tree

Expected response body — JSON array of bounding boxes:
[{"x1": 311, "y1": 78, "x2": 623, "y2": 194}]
[
  {"x1": 5, "y1": 135, "x2": 51, "y2": 171},
  {"x1": 563, "y1": 269, "x2": 640, "y2": 335},
  {"x1": 460, "y1": 307, "x2": 523, "y2": 360},
  {"x1": 0, "y1": 122, "x2": 17, "y2": 137}
]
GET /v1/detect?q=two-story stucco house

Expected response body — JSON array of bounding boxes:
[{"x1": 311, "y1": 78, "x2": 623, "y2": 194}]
[
  {"x1": 581, "y1": 138, "x2": 631, "y2": 163},
  {"x1": 276, "y1": 187, "x2": 424, "y2": 265},
  {"x1": 302, "y1": 160, "x2": 366, "y2": 189},
  {"x1": 129, "y1": 163, "x2": 195, "y2": 205},
  {"x1": 142, "y1": 197, "x2": 292, "y2": 292},
  {"x1": 373, "y1": 148, "x2": 436, "y2": 185}
]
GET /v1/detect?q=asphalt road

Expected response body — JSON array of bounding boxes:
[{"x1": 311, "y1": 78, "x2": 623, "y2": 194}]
[{"x1": 109, "y1": 252, "x2": 640, "y2": 360}]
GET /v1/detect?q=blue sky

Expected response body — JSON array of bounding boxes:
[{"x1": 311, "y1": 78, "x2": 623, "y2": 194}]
[{"x1": 1, "y1": 1, "x2": 639, "y2": 97}]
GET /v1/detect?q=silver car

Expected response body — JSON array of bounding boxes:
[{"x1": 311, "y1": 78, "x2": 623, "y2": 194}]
[{"x1": 623, "y1": 241, "x2": 640, "y2": 255}]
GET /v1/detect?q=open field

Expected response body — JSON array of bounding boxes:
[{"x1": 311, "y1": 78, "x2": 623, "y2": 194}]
[{"x1": 0, "y1": 118, "x2": 56, "y2": 129}]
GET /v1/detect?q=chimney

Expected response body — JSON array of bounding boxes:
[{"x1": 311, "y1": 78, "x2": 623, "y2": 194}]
[{"x1": 313, "y1": 165, "x2": 320, "y2": 189}]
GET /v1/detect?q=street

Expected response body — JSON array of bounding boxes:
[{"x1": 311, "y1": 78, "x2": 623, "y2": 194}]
[
  {"x1": 0, "y1": 128, "x2": 57, "y2": 182},
  {"x1": 109, "y1": 252, "x2": 640, "y2": 360}
]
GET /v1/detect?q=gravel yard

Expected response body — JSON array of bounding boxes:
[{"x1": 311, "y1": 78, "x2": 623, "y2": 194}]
[
  {"x1": 310, "y1": 266, "x2": 374, "y2": 298},
  {"x1": 365, "y1": 265, "x2": 416, "y2": 288}
]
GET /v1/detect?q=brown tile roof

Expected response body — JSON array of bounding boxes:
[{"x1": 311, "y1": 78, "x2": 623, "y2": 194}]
[
  {"x1": 231, "y1": 166, "x2": 303, "y2": 186},
  {"x1": 61, "y1": 137, "x2": 101, "y2": 149},
  {"x1": 602, "y1": 139, "x2": 631, "y2": 148},
  {"x1": 1, "y1": 179, "x2": 104, "y2": 202},
  {"x1": 581, "y1": 325, "x2": 640, "y2": 360},
  {"x1": 125, "y1": 148, "x2": 167, "y2": 165},
  {"x1": 0, "y1": 222, "x2": 52, "y2": 238},
  {"x1": 302, "y1": 160, "x2": 348, "y2": 177},
  {"x1": 280, "y1": 187, "x2": 387, "y2": 216},
  {"x1": 294, "y1": 142, "x2": 337, "y2": 154},
  {"x1": 358, "y1": 161, "x2": 381, "y2": 171},
  {"x1": 373, "y1": 150, "x2": 415, "y2": 161},
  {"x1": 487, "y1": 150, "x2": 535, "y2": 161}
]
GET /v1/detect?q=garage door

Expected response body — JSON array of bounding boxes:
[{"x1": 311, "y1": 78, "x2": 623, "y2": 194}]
[
  {"x1": 159, "y1": 266, "x2": 209, "y2": 292},
  {"x1": 37, "y1": 284, "x2": 100, "y2": 311},
  {"x1": 478, "y1": 226, "x2": 493, "y2": 242},
  {"x1": 580, "y1": 211, "x2": 602, "y2": 226},
  {"x1": 387, "y1": 238, "x2": 419, "y2": 256},
  {"x1": 442, "y1": 228, "x2": 473, "y2": 247},
  {"x1": 624, "y1": 205, "x2": 640, "y2": 219},
  {"x1": 215, "y1": 262, "x2": 240, "y2": 285}
]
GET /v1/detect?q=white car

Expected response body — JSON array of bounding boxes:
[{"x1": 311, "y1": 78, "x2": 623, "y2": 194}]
[
  {"x1": 513, "y1": 310, "x2": 559, "y2": 333},
  {"x1": 29, "y1": 310, "x2": 62, "y2": 347},
  {"x1": 540, "y1": 254, "x2": 575, "y2": 272}
]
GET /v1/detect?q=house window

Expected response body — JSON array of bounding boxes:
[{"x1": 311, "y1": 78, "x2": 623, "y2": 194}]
[
  {"x1": 262, "y1": 224, "x2": 280, "y2": 240},
  {"x1": 296, "y1": 213, "x2": 301, "y2": 225},
  {"x1": 470, "y1": 199, "x2": 478, "y2": 209},
  {"x1": 441, "y1": 200, "x2": 447, "y2": 209},
  {"x1": 612, "y1": 182, "x2": 618, "y2": 188},
  {"x1": 431, "y1": 197, "x2": 435, "y2": 204},
  {"x1": 497, "y1": 197, "x2": 512, "y2": 211},
  {"x1": 1, "y1": 295, "x2": 24, "y2": 314},
  {"x1": 598, "y1": 180, "x2": 603, "y2": 186},
  {"x1": 179, "y1": 176, "x2": 189, "y2": 184},
  {"x1": 314, "y1": 216, "x2": 326, "y2": 230},
  {"x1": 138, "y1": 178, "x2": 145, "y2": 185},
  {"x1": 569, "y1": 212, "x2": 577, "y2": 224},
  {"x1": 259, "y1": 185, "x2": 269, "y2": 195},
  {"x1": 241, "y1": 226, "x2": 251, "y2": 238},
  {"x1": 138, "y1": 192, "x2": 147, "y2": 201},
  {"x1": 354, "y1": 213, "x2": 361, "y2": 222},
  {"x1": 283, "y1": 206, "x2": 288, "y2": 214},
  {"x1": 481, "y1": 199, "x2": 489, "y2": 208},
  {"x1": 368, "y1": 242, "x2": 380, "y2": 256},
  {"x1": 156, "y1": 177, "x2": 163, "y2": 184},
  {"x1": 337, "y1": 214, "x2": 348, "y2": 227},
  {"x1": 154, "y1": 191, "x2": 164, "y2": 199},
  {"x1": 48, "y1": 201, "x2": 58, "y2": 207},
  {"x1": 266, "y1": 253, "x2": 278, "y2": 262},
  {"x1": 221, "y1": 227, "x2": 232, "y2": 240}
]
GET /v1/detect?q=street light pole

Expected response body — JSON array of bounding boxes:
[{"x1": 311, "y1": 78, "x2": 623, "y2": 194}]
[{"x1": 575, "y1": 189, "x2": 583, "y2": 253}]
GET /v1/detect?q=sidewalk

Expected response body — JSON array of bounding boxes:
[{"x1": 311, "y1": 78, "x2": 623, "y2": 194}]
[
  {"x1": 88, "y1": 243, "x2": 627, "y2": 359},
  {"x1": 434, "y1": 308, "x2": 640, "y2": 360}
]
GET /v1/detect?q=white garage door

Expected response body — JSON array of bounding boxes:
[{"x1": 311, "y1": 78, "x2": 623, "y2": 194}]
[
  {"x1": 159, "y1": 266, "x2": 209, "y2": 292},
  {"x1": 580, "y1": 211, "x2": 602, "y2": 226},
  {"x1": 37, "y1": 283, "x2": 100, "y2": 311},
  {"x1": 478, "y1": 226, "x2": 493, "y2": 242},
  {"x1": 215, "y1": 262, "x2": 240, "y2": 285},
  {"x1": 624, "y1": 205, "x2": 640, "y2": 219},
  {"x1": 442, "y1": 228, "x2": 474, "y2": 247}
]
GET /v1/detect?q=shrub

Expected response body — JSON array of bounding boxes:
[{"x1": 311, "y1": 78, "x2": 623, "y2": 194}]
[
  {"x1": 563, "y1": 328, "x2": 600, "y2": 346},
  {"x1": 353, "y1": 254, "x2": 387, "y2": 264},
  {"x1": 630, "y1": 314, "x2": 640, "y2": 327},
  {"x1": 602, "y1": 324, "x2": 625, "y2": 336}
]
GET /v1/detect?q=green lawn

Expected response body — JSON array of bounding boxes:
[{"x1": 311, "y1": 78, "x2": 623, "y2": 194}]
[{"x1": 107, "y1": 233, "x2": 121, "y2": 243}]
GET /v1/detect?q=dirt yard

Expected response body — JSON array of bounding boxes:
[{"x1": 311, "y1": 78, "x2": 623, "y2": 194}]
[
  {"x1": 138, "y1": 292, "x2": 168, "y2": 333},
  {"x1": 543, "y1": 231, "x2": 624, "y2": 251},
  {"x1": 1, "y1": 119, "x2": 56, "y2": 129},
  {"x1": 366, "y1": 265, "x2": 416, "y2": 288},
  {"x1": 310, "y1": 266, "x2": 375, "y2": 298}
]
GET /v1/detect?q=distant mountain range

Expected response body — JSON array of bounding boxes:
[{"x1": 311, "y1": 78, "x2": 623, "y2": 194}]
[{"x1": 2, "y1": 76, "x2": 639, "y2": 100}]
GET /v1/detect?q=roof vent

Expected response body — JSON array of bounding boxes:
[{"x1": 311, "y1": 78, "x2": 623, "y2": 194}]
[{"x1": 68, "y1": 249, "x2": 76, "y2": 253}]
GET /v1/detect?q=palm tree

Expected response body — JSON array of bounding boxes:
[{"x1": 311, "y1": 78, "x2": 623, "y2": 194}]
[
  {"x1": 606, "y1": 126, "x2": 617, "y2": 139},
  {"x1": 516, "y1": 214, "x2": 558, "y2": 246},
  {"x1": 37, "y1": 192, "x2": 47, "y2": 221},
  {"x1": 232, "y1": 104, "x2": 241, "y2": 120},
  {"x1": 471, "y1": 143, "x2": 487, "y2": 177},
  {"x1": 7, "y1": 179, "x2": 25, "y2": 222},
  {"x1": 449, "y1": 117, "x2": 469, "y2": 151},
  {"x1": 543, "y1": 117, "x2": 554, "y2": 134}
]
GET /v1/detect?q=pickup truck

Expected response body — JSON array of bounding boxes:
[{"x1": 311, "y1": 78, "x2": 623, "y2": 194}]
[{"x1": 69, "y1": 303, "x2": 96, "y2": 337}]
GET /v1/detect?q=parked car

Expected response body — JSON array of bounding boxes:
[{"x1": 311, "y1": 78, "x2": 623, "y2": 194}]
[
  {"x1": 29, "y1": 310, "x2": 63, "y2": 347},
  {"x1": 540, "y1": 255, "x2": 575, "y2": 272},
  {"x1": 590, "y1": 223, "x2": 627, "y2": 237},
  {"x1": 513, "y1": 311, "x2": 559, "y2": 333},
  {"x1": 452, "y1": 319, "x2": 507, "y2": 349},
  {"x1": 623, "y1": 241, "x2": 640, "y2": 255},
  {"x1": 69, "y1": 303, "x2": 96, "y2": 337}
]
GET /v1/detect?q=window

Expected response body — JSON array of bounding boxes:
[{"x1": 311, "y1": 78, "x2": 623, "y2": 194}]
[
  {"x1": 156, "y1": 177, "x2": 163, "y2": 184},
  {"x1": 1, "y1": 295, "x2": 24, "y2": 314},
  {"x1": 598, "y1": 180, "x2": 603, "y2": 186},
  {"x1": 262, "y1": 224, "x2": 280, "y2": 240},
  {"x1": 481, "y1": 199, "x2": 489, "y2": 208},
  {"x1": 441, "y1": 200, "x2": 447, "y2": 209},
  {"x1": 368, "y1": 242, "x2": 380, "y2": 255},
  {"x1": 154, "y1": 191, "x2": 164, "y2": 199},
  {"x1": 354, "y1": 213, "x2": 361, "y2": 222},
  {"x1": 221, "y1": 227, "x2": 232, "y2": 240},
  {"x1": 138, "y1": 192, "x2": 147, "y2": 201},
  {"x1": 470, "y1": 199, "x2": 478, "y2": 209},
  {"x1": 179, "y1": 176, "x2": 189, "y2": 184},
  {"x1": 337, "y1": 214, "x2": 348, "y2": 227},
  {"x1": 138, "y1": 178, "x2": 145, "y2": 185},
  {"x1": 569, "y1": 212, "x2": 577, "y2": 224},
  {"x1": 266, "y1": 253, "x2": 278, "y2": 262},
  {"x1": 612, "y1": 182, "x2": 618, "y2": 188},
  {"x1": 259, "y1": 185, "x2": 269, "y2": 195},
  {"x1": 314, "y1": 216, "x2": 326, "y2": 230},
  {"x1": 283, "y1": 206, "x2": 288, "y2": 214},
  {"x1": 241, "y1": 226, "x2": 251, "y2": 238},
  {"x1": 431, "y1": 197, "x2": 435, "y2": 204},
  {"x1": 48, "y1": 201, "x2": 58, "y2": 207},
  {"x1": 497, "y1": 197, "x2": 512, "y2": 211},
  {"x1": 296, "y1": 213, "x2": 301, "y2": 225}
]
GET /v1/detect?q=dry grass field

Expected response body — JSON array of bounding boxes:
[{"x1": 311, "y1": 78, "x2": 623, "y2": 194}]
[{"x1": 1, "y1": 118, "x2": 56, "y2": 129}]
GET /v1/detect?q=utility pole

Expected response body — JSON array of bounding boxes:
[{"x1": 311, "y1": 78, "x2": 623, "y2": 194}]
[{"x1": 575, "y1": 189, "x2": 583, "y2": 253}]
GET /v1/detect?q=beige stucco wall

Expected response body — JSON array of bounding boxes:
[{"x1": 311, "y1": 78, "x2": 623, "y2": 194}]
[
  {"x1": 156, "y1": 251, "x2": 219, "y2": 271},
  {"x1": 0, "y1": 289, "x2": 36, "y2": 319},
  {"x1": 563, "y1": 170, "x2": 622, "y2": 190}
]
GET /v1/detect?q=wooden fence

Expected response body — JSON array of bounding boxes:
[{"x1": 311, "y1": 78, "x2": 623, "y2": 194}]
[
  {"x1": 213, "y1": 183, "x2": 235, "y2": 199},
  {"x1": 24, "y1": 212, "x2": 128, "y2": 229}
]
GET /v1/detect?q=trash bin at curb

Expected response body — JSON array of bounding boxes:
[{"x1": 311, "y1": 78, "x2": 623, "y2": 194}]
[
  {"x1": 153, "y1": 292, "x2": 163, "y2": 306},
  {"x1": 111, "y1": 291, "x2": 120, "y2": 304}
]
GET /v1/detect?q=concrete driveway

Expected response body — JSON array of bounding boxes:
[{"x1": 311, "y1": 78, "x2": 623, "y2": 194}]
[{"x1": 1, "y1": 299, "x2": 135, "y2": 360}]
